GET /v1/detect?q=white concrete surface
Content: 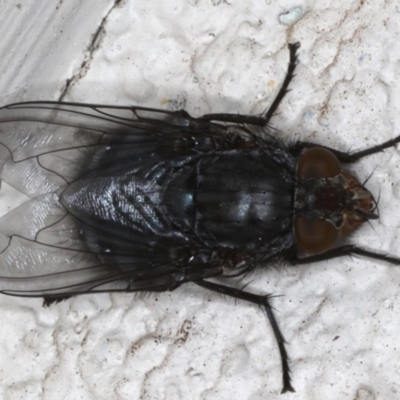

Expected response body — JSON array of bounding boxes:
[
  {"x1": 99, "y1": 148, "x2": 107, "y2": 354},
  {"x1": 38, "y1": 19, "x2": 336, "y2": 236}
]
[{"x1": 0, "y1": 1, "x2": 399, "y2": 399}]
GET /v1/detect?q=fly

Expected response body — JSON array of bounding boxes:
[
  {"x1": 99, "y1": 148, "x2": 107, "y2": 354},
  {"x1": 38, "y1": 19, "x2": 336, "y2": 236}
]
[{"x1": 0, "y1": 42, "x2": 399, "y2": 393}]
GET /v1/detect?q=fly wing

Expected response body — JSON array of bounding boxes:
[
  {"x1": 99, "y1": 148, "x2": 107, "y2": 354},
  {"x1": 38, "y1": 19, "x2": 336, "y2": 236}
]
[
  {"x1": 0, "y1": 102, "x2": 204, "y2": 197},
  {"x1": 0, "y1": 102, "x2": 223, "y2": 297}
]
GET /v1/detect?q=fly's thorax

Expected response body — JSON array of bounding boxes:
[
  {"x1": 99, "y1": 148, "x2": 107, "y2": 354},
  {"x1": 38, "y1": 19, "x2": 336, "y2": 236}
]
[{"x1": 294, "y1": 147, "x2": 377, "y2": 255}]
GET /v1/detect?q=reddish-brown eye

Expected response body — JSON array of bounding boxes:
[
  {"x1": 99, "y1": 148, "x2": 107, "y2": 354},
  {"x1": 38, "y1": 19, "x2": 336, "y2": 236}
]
[
  {"x1": 297, "y1": 147, "x2": 341, "y2": 179},
  {"x1": 294, "y1": 216, "x2": 339, "y2": 254}
]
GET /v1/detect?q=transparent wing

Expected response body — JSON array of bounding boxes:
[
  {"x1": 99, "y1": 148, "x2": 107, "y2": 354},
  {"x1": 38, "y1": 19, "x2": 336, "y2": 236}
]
[
  {"x1": 0, "y1": 101, "x2": 204, "y2": 196},
  {"x1": 0, "y1": 102, "x2": 223, "y2": 298}
]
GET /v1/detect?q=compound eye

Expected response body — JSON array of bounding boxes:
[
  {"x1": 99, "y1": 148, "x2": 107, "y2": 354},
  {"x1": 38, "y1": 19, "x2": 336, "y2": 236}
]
[
  {"x1": 295, "y1": 216, "x2": 339, "y2": 254},
  {"x1": 297, "y1": 147, "x2": 341, "y2": 179}
]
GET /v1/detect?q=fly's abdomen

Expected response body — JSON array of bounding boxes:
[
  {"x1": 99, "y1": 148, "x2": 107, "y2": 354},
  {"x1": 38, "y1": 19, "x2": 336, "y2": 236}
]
[{"x1": 60, "y1": 146, "x2": 296, "y2": 266}]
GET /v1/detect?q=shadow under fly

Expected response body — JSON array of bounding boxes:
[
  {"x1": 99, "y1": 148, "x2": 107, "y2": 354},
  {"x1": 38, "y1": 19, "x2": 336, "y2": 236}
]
[{"x1": 0, "y1": 42, "x2": 399, "y2": 393}]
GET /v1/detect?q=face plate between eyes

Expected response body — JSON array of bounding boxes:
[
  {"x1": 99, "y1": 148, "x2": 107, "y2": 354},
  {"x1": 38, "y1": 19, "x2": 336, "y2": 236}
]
[{"x1": 294, "y1": 147, "x2": 377, "y2": 255}]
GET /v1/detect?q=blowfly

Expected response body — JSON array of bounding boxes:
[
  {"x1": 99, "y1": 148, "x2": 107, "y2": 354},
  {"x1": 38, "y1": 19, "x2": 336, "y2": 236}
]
[{"x1": 0, "y1": 43, "x2": 399, "y2": 393}]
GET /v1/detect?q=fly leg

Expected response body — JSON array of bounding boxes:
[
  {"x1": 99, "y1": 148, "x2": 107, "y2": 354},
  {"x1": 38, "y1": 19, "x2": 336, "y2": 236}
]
[
  {"x1": 286, "y1": 245, "x2": 400, "y2": 265},
  {"x1": 293, "y1": 134, "x2": 400, "y2": 163},
  {"x1": 198, "y1": 42, "x2": 300, "y2": 128},
  {"x1": 43, "y1": 295, "x2": 72, "y2": 306},
  {"x1": 195, "y1": 279, "x2": 295, "y2": 394}
]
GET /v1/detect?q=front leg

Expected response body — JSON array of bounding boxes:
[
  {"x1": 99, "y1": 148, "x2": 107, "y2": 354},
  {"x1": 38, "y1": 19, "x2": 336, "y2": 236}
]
[
  {"x1": 292, "y1": 133, "x2": 400, "y2": 163},
  {"x1": 286, "y1": 245, "x2": 400, "y2": 265}
]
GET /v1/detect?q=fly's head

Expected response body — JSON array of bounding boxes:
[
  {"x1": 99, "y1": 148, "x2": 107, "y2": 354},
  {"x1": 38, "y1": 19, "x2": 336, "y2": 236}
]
[{"x1": 294, "y1": 147, "x2": 377, "y2": 255}]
